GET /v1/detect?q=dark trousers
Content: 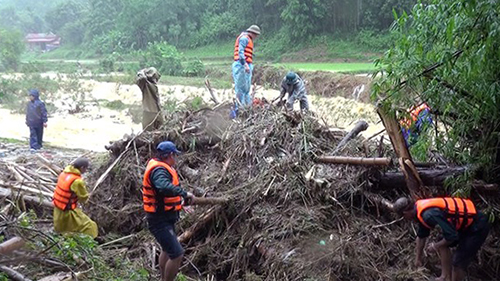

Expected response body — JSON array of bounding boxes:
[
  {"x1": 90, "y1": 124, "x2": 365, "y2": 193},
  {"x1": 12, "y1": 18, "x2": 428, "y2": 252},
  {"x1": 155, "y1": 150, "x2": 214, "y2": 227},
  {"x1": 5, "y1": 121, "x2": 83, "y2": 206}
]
[{"x1": 29, "y1": 126, "x2": 43, "y2": 149}]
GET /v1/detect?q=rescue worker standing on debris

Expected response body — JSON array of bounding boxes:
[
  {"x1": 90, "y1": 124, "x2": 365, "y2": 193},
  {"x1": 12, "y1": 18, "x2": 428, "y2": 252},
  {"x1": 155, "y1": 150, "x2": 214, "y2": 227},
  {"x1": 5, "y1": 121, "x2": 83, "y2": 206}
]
[
  {"x1": 53, "y1": 157, "x2": 98, "y2": 238},
  {"x1": 394, "y1": 197, "x2": 490, "y2": 281},
  {"x1": 232, "y1": 25, "x2": 260, "y2": 108},
  {"x1": 143, "y1": 141, "x2": 193, "y2": 281},
  {"x1": 25, "y1": 89, "x2": 48, "y2": 151},
  {"x1": 274, "y1": 71, "x2": 309, "y2": 111}
]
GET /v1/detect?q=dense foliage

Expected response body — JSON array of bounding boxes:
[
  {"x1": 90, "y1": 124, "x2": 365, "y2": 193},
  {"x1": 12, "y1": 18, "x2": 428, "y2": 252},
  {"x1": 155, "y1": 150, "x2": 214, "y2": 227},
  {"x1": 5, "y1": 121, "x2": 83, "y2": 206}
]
[
  {"x1": 0, "y1": 27, "x2": 25, "y2": 71},
  {"x1": 0, "y1": 0, "x2": 418, "y2": 53},
  {"x1": 373, "y1": 0, "x2": 500, "y2": 185}
]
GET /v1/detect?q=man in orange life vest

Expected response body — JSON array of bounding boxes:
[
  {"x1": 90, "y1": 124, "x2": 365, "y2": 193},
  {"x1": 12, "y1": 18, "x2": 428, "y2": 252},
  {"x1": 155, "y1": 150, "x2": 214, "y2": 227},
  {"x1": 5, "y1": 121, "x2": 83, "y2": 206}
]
[
  {"x1": 394, "y1": 197, "x2": 490, "y2": 281},
  {"x1": 143, "y1": 141, "x2": 193, "y2": 281},
  {"x1": 53, "y1": 157, "x2": 98, "y2": 238},
  {"x1": 400, "y1": 103, "x2": 432, "y2": 147},
  {"x1": 232, "y1": 25, "x2": 260, "y2": 109}
]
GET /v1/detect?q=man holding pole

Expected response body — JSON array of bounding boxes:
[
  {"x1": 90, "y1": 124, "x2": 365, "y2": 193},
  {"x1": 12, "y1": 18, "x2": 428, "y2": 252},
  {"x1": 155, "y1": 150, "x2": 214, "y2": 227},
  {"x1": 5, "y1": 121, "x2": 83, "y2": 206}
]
[{"x1": 143, "y1": 141, "x2": 193, "y2": 281}]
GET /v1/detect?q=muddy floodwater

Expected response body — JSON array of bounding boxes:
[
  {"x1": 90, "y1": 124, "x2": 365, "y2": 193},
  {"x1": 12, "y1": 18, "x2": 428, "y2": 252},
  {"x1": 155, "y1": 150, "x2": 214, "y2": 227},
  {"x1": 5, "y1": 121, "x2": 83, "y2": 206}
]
[{"x1": 0, "y1": 75, "x2": 383, "y2": 151}]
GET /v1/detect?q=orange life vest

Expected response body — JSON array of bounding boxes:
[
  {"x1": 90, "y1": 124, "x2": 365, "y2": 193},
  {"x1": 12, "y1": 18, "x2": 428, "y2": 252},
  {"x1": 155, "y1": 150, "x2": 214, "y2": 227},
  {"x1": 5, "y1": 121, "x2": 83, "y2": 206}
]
[
  {"x1": 400, "y1": 103, "x2": 431, "y2": 128},
  {"x1": 234, "y1": 33, "x2": 254, "y2": 64},
  {"x1": 416, "y1": 197, "x2": 477, "y2": 230},
  {"x1": 142, "y1": 159, "x2": 182, "y2": 213},
  {"x1": 53, "y1": 172, "x2": 81, "y2": 211}
]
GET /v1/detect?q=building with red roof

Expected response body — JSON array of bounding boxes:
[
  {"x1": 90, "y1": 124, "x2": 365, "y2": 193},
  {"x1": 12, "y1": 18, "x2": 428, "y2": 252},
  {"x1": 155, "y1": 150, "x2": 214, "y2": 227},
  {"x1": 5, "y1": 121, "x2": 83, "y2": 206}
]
[{"x1": 25, "y1": 33, "x2": 61, "y2": 51}]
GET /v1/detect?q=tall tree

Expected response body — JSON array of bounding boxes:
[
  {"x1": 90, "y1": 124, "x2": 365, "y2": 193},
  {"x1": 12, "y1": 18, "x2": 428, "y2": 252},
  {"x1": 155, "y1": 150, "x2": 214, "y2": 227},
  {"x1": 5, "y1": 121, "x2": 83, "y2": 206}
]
[{"x1": 373, "y1": 0, "x2": 500, "y2": 185}]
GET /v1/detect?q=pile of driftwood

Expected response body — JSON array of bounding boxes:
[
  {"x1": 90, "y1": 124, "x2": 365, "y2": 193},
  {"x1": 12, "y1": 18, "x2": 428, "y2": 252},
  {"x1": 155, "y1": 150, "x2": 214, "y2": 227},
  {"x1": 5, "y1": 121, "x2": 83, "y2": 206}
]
[
  {"x1": 84, "y1": 106, "x2": 437, "y2": 280},
  {"x1": 1, "y1": 104, "x2": 499, "y2": 280},
  {"x1": 93, "y1": 105, "x2": 500, "y2": 280},
  {"x1": 0, "y1": 154, "x2": 64, "y2": 210}
]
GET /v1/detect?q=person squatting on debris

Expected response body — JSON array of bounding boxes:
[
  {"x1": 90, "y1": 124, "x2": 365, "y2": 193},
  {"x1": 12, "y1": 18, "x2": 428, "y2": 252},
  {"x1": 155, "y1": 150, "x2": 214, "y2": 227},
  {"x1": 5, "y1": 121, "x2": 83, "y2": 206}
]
[
  {"x1": 393, "y1": 197, "x2": 490, "y2": 281},
  {"x1": 400, "y1": 103, "x2": 432, "y2": 147},
  {"x1": 143, "y1": 141, "x2": 194, "y2": 281},
  {"x1": 136, "y1": 67, "x2": 164, "y2": 131},
  {"x1": 274, "y1": 71, "x2": 309, "y2": 112},
  {"x1": 25, "y1": 89, "x2": 48, "y2": 151},
  {"x1": 232, "y1": 25, "x2": 260, "y2": 108},
  {"x1": 53, "y1": 157, "x2": 98, "y2": 238}
]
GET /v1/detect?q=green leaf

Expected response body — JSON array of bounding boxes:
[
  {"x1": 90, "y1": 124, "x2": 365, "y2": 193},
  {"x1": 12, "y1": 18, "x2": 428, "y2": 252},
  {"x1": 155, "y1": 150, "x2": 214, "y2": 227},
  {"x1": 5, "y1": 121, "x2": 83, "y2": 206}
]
[{"x1": 446, "y1": 17, "x2": 455, "y2": 43}]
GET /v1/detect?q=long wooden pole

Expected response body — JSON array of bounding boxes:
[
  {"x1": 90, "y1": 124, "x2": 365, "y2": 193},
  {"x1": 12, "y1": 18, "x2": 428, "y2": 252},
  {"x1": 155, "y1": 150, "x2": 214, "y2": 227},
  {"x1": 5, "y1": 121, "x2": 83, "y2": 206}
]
[
  {"x1": 317, "y1": 156, "x2": 392, "y2": 166},
  {"x1": 190, "y1": 197, "x2": 228, "y2": 206}
]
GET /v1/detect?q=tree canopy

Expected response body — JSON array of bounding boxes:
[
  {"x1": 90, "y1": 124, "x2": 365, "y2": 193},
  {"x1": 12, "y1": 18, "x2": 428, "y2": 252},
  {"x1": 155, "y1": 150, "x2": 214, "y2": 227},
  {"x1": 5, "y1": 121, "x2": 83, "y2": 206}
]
[
  {"x1": 373, "y1": 0, "x2": 500, "y2": 186},
  {"x1": 0, "y1": 0, "x2": 418, "y2": 51}
]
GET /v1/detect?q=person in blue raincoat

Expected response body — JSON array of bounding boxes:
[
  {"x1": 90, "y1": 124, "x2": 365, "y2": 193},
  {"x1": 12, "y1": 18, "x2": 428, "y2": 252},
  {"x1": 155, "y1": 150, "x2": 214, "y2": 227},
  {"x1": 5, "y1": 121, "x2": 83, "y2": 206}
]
[
  {"x1": 232, "y1": 25, "x2": 260, "y2": 109},
  {"x1": 25, "y1": 89, "x2": 48, "y2": 151}
]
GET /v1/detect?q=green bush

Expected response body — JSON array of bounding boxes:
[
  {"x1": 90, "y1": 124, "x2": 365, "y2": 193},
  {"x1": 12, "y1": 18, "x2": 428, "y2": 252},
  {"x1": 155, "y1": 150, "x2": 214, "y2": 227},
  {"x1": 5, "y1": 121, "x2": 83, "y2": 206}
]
[
  {"x1": 0, "y1": 27, "x2": 25, "y2": 71},
  {"x1": 142, "y1": 42, "x2": 184, "y2": 76},
  {"x1": 186, "y1": 96, "x2": 205, "y2": 111},
  {"x1": 355, "y1": 30, "x2": 393, "y2": 51},
  {"x1": 183, "y1": 59, "x2": 205, "y2": 77},
  {"x1": 89, "y1": 30, "x2": 130, "y2": 55}
]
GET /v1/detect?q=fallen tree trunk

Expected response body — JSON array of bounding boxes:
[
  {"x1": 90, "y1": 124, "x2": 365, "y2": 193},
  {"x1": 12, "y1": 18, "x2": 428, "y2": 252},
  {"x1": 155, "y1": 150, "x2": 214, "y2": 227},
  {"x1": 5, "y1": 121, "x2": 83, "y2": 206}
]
[
  {"x1": 333, "y1": 120, "x2": 369, "y2": 154},
  {"x1": 377, "y1": 106, "x2": 426, "y2": 198},
  {"x1": 0, "y1": 265, "x2": 32, "y2": 281},
  {"x1": 0, "y1": 237, "x2": 25, "y2": 255},
  {"x1": 317, "y1": 156, "x2": 392, "y2": 166},
  {"x1": 376, "y1": 166, "x2": 468, "y2": 188}
]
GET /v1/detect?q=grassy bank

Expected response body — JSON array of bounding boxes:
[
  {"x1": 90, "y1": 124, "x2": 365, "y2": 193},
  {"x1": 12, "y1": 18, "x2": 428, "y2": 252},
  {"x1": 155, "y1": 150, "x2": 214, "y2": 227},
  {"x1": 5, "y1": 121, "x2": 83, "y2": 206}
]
[{"x1": 182, "y1": 32, "x2": 388, "y2": 62}]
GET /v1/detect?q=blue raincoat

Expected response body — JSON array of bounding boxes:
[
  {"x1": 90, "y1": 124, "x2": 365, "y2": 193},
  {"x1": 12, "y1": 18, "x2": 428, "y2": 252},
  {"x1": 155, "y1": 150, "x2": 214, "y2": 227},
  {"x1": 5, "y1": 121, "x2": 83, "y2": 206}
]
[{"x1": 26, "y1": 89, "x2": 47, "y2": 149}]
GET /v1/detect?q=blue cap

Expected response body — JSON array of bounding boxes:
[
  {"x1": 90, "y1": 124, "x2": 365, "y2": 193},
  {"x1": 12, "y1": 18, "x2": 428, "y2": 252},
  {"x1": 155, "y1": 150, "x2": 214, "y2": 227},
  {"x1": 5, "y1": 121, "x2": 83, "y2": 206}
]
[
  {"x1": 285, "y1": 72, "x2": 297, "y2": 85},
  {"x1": 157, "y1": 141, "x2": 181, "y2": 155}
]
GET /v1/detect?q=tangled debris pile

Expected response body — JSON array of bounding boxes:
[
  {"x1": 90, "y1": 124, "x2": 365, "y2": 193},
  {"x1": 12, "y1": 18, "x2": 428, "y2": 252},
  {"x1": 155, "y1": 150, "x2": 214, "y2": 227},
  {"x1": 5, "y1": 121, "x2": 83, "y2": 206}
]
[
  {"x1": 1, "y1": 105, "x2": 499, "y2": 280},
  {"x1": 89, "y1": 105, "x2": 425, "y2": 280}
]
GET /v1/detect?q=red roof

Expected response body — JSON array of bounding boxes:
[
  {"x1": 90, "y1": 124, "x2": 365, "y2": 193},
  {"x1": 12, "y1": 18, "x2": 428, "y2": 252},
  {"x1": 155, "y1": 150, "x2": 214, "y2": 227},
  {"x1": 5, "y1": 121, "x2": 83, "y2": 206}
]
[{"x1": 25, "y1": 33, "x2": 60, "y2": 43}]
